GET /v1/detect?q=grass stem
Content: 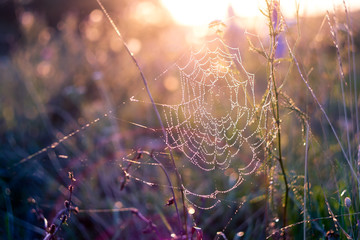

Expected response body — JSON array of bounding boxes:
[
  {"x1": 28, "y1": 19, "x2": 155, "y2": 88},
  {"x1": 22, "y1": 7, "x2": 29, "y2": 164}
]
[{"x1": 266, "y1": 0, "x2": 289, "y2": 228}]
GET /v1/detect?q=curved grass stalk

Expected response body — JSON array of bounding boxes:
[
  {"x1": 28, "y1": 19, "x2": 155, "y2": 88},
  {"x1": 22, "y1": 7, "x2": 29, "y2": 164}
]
[
  {"x1": 96, "y1": 0, "x2": 187, "y2": 234},
  {"x1": 327, "y1": 12, "x2": 352, "y2": 164}
]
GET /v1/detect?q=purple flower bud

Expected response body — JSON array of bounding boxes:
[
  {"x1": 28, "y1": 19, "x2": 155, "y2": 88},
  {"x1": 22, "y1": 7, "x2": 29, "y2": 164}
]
[{"x1": 345, "y1": 197, "x2": 351, "y2": 208}]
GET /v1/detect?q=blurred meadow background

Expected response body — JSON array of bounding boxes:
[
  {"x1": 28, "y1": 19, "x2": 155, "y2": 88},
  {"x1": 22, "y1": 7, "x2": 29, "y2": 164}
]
[{"x1": 1, "y1": 0, "x2": 360, "y2": 239}]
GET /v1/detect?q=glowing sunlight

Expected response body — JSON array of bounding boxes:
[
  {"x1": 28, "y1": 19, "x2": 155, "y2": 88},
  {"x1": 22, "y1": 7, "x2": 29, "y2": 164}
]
[{"x1": 161, "y1": 0, "x2": 360, "y2": 27}]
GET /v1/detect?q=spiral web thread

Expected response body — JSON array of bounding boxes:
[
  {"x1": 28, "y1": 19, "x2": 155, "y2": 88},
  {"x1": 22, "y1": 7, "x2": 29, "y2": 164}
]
[{"x1": 148, "y1": 38, "x2": 277, "y2": 209}]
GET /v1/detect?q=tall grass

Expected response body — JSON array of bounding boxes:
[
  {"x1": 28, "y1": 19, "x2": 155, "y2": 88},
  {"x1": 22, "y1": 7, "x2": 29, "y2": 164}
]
[{"x1": 1, "y1": 0, "x2": 360, "y2": 239}]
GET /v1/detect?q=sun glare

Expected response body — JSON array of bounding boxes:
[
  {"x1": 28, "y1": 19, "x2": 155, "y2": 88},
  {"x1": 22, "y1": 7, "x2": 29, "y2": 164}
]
[
  {"x1": 161, "y1": 0, "x2": 360, "y2": 27},
  {"x1": 160, "y1": 0, "x2": 229, "y2": 26}
]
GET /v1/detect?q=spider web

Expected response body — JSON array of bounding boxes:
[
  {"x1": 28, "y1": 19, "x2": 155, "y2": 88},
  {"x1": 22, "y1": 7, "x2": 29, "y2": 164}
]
[{"x1": 133, "y1": 37, "x2": 276, "y2": 209}]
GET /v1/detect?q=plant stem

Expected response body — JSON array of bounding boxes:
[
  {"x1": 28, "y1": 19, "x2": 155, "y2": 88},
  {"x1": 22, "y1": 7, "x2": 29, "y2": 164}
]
[
  {"x1": 270, "y1": 61, "x2": 289, "y2": 228},
  {"x1": 304, "y1": 122, "x2": 309, "y2": 240},
  {"x1": 266, "y1": 0, "x2": 289, "y2": 228},
  {"x1": 148, "y1": 152, "x2": 183, "y2": 233}
]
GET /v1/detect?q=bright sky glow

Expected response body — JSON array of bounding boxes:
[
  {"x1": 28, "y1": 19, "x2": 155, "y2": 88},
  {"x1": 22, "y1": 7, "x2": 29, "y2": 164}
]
[{"x1": 161, "y1": 0, "x2": 360, "y2": 26}]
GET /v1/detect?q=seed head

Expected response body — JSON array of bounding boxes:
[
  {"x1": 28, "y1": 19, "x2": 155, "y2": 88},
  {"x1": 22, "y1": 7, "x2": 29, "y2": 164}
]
[
  {"x1": 68, "y1": 172, "x2": 76, "y2": 182},
  {"x1": 64, "y1": 200, "x2": 70, "y2": 209},
  {"x1": 48, "y1": 224, "x2": 56, "y2": 234},
  {"x1": 272, "y1": 0, "x2": 280, "y2": 29},
  {"x1": 165, "y1": 197, "x2": 174, "y2": 206}
]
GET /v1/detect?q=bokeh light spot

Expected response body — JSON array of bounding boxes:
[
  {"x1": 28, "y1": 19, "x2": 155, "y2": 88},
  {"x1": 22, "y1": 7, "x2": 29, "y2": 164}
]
[{"x1": 164, "y1": 76, "x2": 179, "y2": 92}]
